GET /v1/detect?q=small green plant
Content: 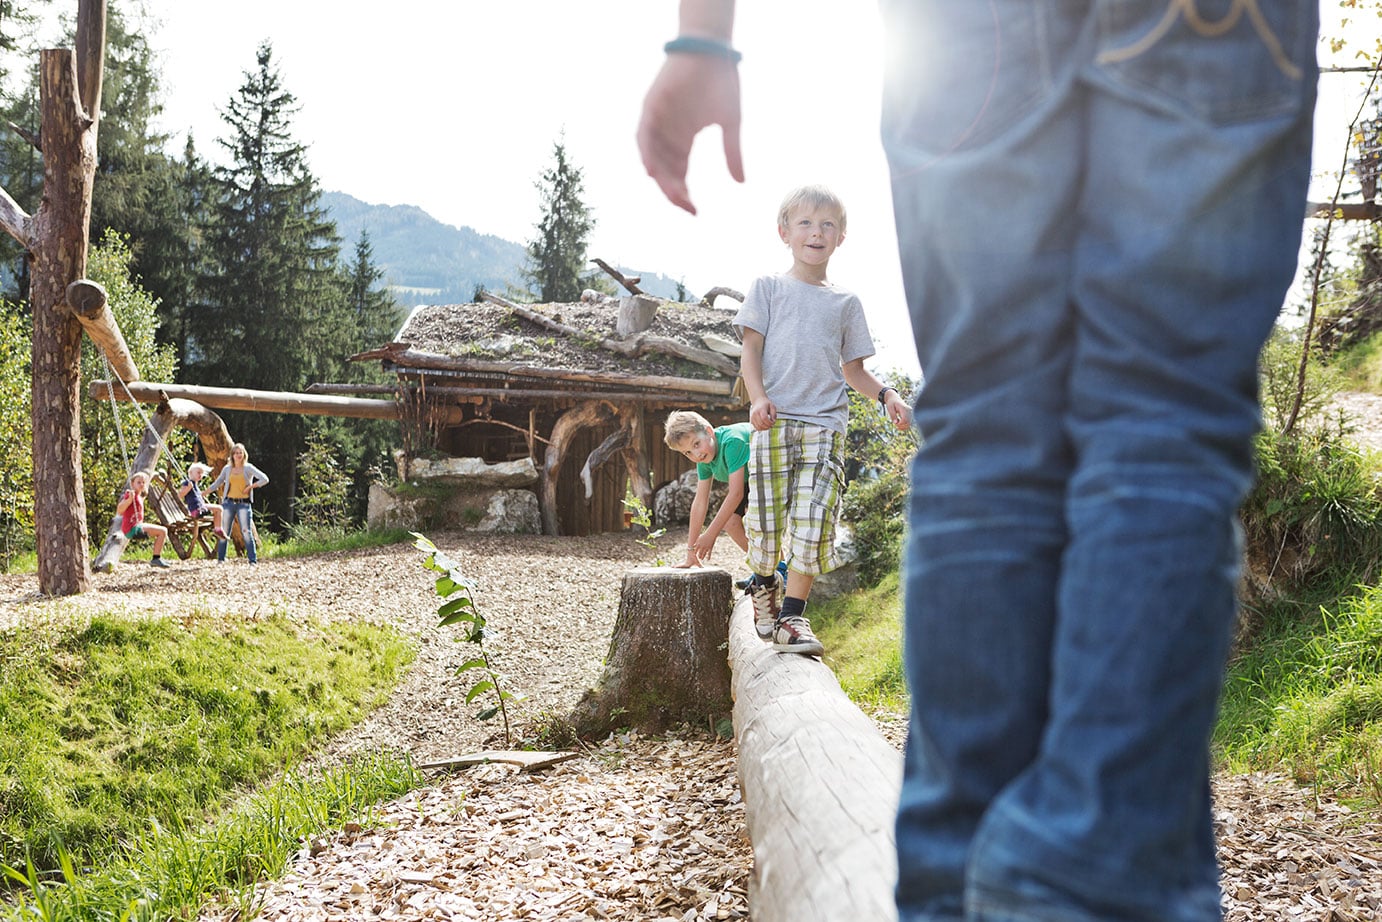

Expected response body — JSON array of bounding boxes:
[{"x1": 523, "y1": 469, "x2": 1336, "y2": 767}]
[
  {"x1": 621, "y1": 490, "x2": 666, "y2": 565},
  {"x1": 412, "y1": 533, "x2": 524, "y2": 744}
]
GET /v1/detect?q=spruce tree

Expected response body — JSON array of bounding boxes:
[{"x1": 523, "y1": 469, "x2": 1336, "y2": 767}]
[
  {"x1": 191, "y1": 41, "x2": 349, "y2": 525},
  {"x1": 86, "y1": 5, "x2": 197, "y2": 344},
  {"x1": 522, "y1": 138, "x2": 595, "y2": 303}
]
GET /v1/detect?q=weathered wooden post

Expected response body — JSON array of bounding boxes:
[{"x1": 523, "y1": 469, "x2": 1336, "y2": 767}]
[{"x1": 567, "y1": 566, "x2": 733, "y2": 735}]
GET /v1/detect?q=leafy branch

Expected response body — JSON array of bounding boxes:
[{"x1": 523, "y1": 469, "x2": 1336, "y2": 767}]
[
  {"x1": 621, "y1": 492, "x2": 666, "y2": 565},
  {"x1": 412, "y1": 532, "x2": 524, "y2": 745}
]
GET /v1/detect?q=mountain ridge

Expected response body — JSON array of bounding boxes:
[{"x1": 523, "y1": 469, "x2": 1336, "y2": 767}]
[{"x1": 322, "y1": 191, "x2": 687, "y2": 305}]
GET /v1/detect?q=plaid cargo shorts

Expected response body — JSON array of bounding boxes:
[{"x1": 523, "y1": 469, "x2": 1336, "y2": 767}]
[{"x1": 744, "y1": 419, "x2": 845, "y2": 577}]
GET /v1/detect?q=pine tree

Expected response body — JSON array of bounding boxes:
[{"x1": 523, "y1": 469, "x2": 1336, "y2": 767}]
[
  {"x1": 522, "y1": 138, "x2": 595, "y2": 303},
  {"x1": 191, "y1": 41, "x2": 349, "y2": 526},
  {"x1": 86, "y1": 4, "x2": 198, "y2": 345},
  {"x1": 346, "y1": 229, "x2": 402, "y2": 371}
]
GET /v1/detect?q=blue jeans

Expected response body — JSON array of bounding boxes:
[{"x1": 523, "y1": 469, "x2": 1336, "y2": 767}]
[
  {"x1": 217, "y1": 500, "x2": 257, "y2": 563},
  {"x1": 878, "y1": 2, "x2": 1318, "y2": 919}
]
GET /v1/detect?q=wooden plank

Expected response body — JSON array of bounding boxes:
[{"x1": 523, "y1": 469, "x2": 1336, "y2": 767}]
[
  {"x1": 416, "y1": 751, "x2": 580, "y2": 773},
  {"x1": 728, "y1": 593, "x2": 903, "y2": 922}
]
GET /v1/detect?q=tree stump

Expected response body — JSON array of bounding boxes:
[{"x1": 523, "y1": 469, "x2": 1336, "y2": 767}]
[
  {"x1": 728, "y1": 592, "x2": 903, "y2": 922},
  {"x1": 616, "y1": 295, "x2": 660, "y2": 337},
  {"x1": 567, "y1": 566, "x2": 732, "y2": 736}
]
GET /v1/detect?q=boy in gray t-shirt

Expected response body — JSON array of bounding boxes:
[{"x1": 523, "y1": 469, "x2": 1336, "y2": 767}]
[{"x1": 735, "y1": 185, "x2": 912, "y2": 656}]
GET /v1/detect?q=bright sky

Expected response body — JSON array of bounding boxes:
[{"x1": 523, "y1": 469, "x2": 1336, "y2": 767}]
[{"x1": 30, "y1": 1, "x2": 1382, "y2": 376}]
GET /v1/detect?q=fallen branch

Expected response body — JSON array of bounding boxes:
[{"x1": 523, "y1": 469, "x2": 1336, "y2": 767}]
[
  {"x1": 702, "y1": 286, "x2": 744, "y2": 306},
  {"x1": 592, "y1": 257, "x2": 644, "y2": 295}
]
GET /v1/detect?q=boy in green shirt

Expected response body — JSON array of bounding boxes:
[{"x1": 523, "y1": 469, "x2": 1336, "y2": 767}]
[{"x1": 664, "y1": 410, "x2": 753, "y2": 569}]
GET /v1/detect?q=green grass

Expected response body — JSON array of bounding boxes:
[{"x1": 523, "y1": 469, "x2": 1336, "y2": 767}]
[
  {"x1": 1217, "y1": 584, "x2": 1382, "y2": 801},
  {"x1": 0, "y1": 602, "x2": 417, "y2": 918},
  {"x1": 811, "y1": 571, "x2": 907, "y2": 712},
  {"x1": 1333, "y1": 330, "x2": 1382, "y2": 393},
  {"x1": 1, "y1": 752, "x2": 420, "y2": 922},
  {"x1": 812, "y1": 564, "x2": 1382, "y2": 811}
]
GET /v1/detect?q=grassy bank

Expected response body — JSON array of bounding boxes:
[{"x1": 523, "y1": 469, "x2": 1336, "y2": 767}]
[{"x1": 0, "y1": 602, "x2": 417, "y2": 920}]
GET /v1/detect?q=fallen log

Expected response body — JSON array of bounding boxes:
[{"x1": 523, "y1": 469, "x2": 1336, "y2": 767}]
[{"x1": 728, "y1": 592, "x2": 903, "y2": 922}]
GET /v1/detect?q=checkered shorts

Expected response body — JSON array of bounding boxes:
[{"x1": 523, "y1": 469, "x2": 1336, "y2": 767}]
[{"x1": 744, "y1": 420, "x2": 845, "y2": 576}]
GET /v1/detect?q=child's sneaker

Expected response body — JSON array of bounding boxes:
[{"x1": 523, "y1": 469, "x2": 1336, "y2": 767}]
[
  {"x1": 213, "y1": 527, "x2": 226, "y2": 539},
  {"x1": 772, "y1": 614, "x2": 824, "y2": 657},
  {"x1": 746, "y1": 572, "x2": 781, "y2": 638},
  {"x1": 150, "y1": 557, "x2": 171, "y2": 569}
]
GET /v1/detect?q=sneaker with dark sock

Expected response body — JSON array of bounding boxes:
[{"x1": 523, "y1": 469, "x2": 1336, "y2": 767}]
[
  {"x1": 738, "y1": 560, "x2": 788, "y2": 592},
  {"x1": 746, "y1": 572, "x2": 781, "y2": 638},
  {"x1": 150, "y1": 556, "x2": 171, "y2": 569},
  {"x1": 772, "y1": 613, "x2": 824, "y2": 657}
]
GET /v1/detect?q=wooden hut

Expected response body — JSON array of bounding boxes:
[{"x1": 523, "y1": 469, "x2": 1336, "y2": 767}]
[{"x1": 349, "y1": 291, "x2": 747, "y2": 536}]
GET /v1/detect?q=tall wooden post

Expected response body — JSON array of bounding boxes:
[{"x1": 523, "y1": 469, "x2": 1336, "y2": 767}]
[{"x1": 26, "y1": 1, "x2": 105, "y2": 595}]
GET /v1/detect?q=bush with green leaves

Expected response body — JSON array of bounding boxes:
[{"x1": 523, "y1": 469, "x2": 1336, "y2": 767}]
[
  {"x1": 842, "y1": 371, "x2": 920, "y2": 587},
  {"x1": 1241, "y1": 328, "x2": 1382, "y2": 632},
  {"x1": 290, "y1": 431, "x2": 353, "y2": 541},
  {"x1": 0, "y1": 299, "x2": 33, "y2": 571}
]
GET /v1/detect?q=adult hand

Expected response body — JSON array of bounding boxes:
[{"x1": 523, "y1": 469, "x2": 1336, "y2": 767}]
[{"x1": 637, "y1": 54, "x2": 744, "y2": 214}]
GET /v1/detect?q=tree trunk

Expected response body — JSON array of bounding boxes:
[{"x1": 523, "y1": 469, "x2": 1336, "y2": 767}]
[
  {"x1": 541, "y1": 399, "x2": 616, "y2": 536},
  {"x1": 30, "y1": 41, "x2": 101, "y2": 596},
  {"x1": 567, "y1": 566, "x2": 733, "y2": 736},
  {"x1": 727, "y1": 593, "x2": 903, "y2": 922}
]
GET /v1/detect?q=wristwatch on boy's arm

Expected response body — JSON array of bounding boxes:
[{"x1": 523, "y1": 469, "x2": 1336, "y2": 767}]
[{"x1": 878, "y1": 386, "x2": 898, "y2": 408}]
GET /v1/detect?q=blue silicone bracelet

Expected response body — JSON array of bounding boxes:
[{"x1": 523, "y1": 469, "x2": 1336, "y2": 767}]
[{"x1": 663, "y1": 35, "x2": 742, "y2": 64}]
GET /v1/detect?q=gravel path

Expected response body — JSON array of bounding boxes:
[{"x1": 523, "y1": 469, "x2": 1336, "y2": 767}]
[{"x1": 3, "y1": 524, "x2": 1382, "y2": 919}]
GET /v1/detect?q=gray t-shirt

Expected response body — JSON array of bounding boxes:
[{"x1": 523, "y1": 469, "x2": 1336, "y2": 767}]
[{"x1": 734, "y1": 274, "x2": 875, "y2": 432}]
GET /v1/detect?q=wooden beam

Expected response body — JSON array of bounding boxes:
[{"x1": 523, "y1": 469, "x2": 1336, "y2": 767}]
[
  {"x1": 353, "y1": 342, "x2": 738, "y2": 396},
  {"x1": 728, "y1": 593, "x2": 902, "y2": 921},
  {"x1": 89, "y1": 379, "x2": 465, "y2": 424},
  {"x1": 307, "y1": 381, "x2": 723, "y2": 404},
  {"x1": 1308, "y1": 201, "x2": 1382, "y2": 221},
  {"x1": 541, "y1": 400, "x2": 617, "y2": 535},
  {"x1": 0, "y1": 185, "x2": 31, "y2": 248},
  {"x1": 66, "y1": 278, "x2": 140, "y2": 383}
]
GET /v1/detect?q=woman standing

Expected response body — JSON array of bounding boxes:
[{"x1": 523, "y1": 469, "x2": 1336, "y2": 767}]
[{"x1": 207, "y1": 442, "x2": 269, "y2": 564}]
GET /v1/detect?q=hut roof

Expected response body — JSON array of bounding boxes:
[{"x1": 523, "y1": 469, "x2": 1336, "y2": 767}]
[{"x1": 393, "y1": 295, "x2": 741, "y2": 382}]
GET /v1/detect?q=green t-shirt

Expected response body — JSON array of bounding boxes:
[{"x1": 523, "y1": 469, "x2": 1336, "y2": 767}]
[{"x1": 696, "y1": 422, "x2": 752, "y2": 484}]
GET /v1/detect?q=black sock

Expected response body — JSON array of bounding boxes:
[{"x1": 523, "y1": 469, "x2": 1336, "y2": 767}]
[{"x1": 779, "y1": 596, "x2": 806, "y2": 621}]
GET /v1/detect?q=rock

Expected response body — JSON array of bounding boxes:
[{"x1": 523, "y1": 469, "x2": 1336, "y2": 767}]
[
  {"x1": 366, "y1": 482, "x2": 540, "y2": 534},
  {"x1": 477, "y1": 490, "x2": 541, "y2": 534},
  {"x1": 701, "y1": 332, "x2": 742, "y2": 358},
  {"x1": 393, "y1": 451, "x2": 538, "y2": 487},
  {"x1": 654, "y1": 469, "x2": 730, "y2": 527}
]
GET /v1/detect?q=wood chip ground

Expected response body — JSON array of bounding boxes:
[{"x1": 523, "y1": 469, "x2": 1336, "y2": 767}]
[{"x1": 2, "y1": 528, "x2": 1380, "y2": 920}]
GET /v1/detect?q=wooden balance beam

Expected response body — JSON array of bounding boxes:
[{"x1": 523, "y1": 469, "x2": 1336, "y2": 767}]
[{"x1": 728, "y1": 592, "x2": 904, "y2": 922}]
